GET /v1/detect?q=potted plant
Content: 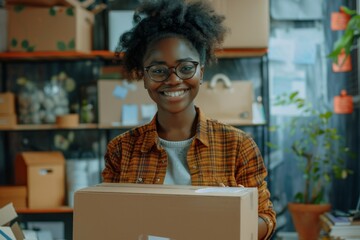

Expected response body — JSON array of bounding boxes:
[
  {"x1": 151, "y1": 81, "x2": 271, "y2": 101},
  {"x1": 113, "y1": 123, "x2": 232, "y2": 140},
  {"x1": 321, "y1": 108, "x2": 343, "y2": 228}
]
[
  {"x1": 328, "y1": 6, "x2": 360, "y2": 64},
  {"x1": 269, "y1": 92, "x2": 353, "y2": 240}
]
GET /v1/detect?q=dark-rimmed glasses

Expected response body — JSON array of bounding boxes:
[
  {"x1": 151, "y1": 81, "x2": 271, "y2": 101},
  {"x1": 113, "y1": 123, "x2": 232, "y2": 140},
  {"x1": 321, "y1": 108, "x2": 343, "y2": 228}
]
[{"x1": 144, "y1": 61, "x2": 199, "y2": 82}]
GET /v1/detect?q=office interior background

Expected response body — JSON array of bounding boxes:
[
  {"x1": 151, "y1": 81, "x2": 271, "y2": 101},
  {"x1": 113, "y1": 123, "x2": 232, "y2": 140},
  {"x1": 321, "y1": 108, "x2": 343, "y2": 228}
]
[{"x1": 0, "y1": 0, "x2": 359, "y2": 239}]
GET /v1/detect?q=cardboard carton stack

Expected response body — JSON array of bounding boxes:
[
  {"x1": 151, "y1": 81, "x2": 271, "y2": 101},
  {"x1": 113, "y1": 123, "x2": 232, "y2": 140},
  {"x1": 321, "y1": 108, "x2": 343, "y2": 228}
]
[
  {"x1": 6, "y1": 0, "x2": 96, "y2": 52},
  {"x1": 0, "y1": 92, "x2": 17, "y2": 129}
]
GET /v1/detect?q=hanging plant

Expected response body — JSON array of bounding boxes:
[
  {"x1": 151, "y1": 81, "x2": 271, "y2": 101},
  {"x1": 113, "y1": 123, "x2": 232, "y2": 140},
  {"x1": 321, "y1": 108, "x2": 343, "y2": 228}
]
[{"x1": 328, "y1": 6, "x2": 360, "y2": 65}]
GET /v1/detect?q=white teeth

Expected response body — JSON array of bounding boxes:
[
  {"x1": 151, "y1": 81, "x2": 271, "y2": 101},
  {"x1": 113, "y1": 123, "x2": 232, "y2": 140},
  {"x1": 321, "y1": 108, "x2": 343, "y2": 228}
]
[{"x1": 163, "y1": 90, "x2": 186, "y2": 97}]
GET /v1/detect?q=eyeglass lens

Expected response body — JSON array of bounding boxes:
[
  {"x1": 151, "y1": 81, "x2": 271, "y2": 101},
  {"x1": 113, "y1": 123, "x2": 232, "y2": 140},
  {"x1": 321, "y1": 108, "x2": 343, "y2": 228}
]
[{"x1": 146, "y1": 61, "x2": 198, "y2": 82}]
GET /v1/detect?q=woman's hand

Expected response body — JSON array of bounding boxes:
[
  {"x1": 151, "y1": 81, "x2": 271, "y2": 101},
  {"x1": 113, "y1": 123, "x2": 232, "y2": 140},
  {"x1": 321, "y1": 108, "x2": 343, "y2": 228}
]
[{"x1": 218, "y1": 183, "x2": 244, "y2": 187}]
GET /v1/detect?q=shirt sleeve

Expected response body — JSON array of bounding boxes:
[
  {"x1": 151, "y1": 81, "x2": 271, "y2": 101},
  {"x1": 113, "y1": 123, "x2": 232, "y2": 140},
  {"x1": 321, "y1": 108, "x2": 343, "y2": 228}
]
[
  {"x1": 235, "y1": 134, "x2": 276, "y2": 240},
  {"x1": 102, "y1": 138, "x2": 122, "y2": 183}
]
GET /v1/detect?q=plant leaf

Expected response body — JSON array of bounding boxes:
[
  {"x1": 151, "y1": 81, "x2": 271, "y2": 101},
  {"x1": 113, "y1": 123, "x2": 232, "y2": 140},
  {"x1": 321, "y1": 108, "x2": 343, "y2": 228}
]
[{"x1": 340, "y1": 6, "x2": 357, "y2": 16}]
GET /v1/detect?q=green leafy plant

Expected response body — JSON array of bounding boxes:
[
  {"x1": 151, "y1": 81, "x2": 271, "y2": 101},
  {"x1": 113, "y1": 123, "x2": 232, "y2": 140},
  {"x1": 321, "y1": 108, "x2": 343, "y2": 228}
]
[
  {"x1": 328, "y1": 6, "x2": 360, "y2": 64},
  {"x1": 269, "y1": 92, "x2": 353, "y2": 204}
]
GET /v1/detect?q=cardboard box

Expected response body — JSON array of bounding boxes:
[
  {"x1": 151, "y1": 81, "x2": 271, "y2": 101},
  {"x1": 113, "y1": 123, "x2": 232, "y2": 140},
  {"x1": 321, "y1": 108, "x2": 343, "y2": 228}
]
[
  {"x1": 7, "y1": 0, "x2": 94, "y2": 52},
  {"x1": 0, "y1": 186, "x2": 27, "y2": 209},
  {"x1": 194, "y1": 0, "x2": 269, "y2": 48},
  {"x1": 0, "y1": 114, "x2": 17, "y2": 129},
  {"x1": 0, "y1": 92, "x2": 16, "y2": 114},
  {"x1": 74, "y1": 183, "x2": 258, "y2": 240},
  {"x1": 15, "y1": 151, "x2": 65, "y2": 209},
  {"x1": 195, "y1": 75, "x2": 254, "y2": 125},
  {"x1": 98, "y1": 80, "x2": 155, "y2": 127},
  {"x1": 0, "y1": 203, "x2": 26, "y2": 240},
  {"x1": 0, "y1": 9, "x2": 7, "y2": 52}
]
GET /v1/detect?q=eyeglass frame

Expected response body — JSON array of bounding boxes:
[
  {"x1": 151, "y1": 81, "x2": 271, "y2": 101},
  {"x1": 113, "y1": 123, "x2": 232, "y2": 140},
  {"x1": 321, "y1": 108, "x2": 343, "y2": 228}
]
[{"x1": 143, "y1": 60, "x2": 200, "y2": 82}]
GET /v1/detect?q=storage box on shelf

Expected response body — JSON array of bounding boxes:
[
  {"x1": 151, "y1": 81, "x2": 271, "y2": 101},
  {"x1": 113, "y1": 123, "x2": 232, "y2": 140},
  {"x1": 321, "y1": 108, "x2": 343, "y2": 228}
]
[
  {"x1": 195, "y1": 74, "x2": 254, "y2": 125},
  {"x1": 189, "y1": 0, "x2": 269, "y2": 49},
  {"x1": 0, "y1": 92, "x2": 17, "y2": 129},
  {"x1": 0, "y1": 186, "x2": 27, "y2": 209},
  {"x1": 98, "y1": 79, "x2": 155, "y2": 128},
  {"x1": 6, "y1": 0, "x2": 95, "y2": 52},
  {"x1": 15, "y1": 151, "x2": 65, "y2": 209},
  {"x1": 108, "y1": 10, "x2": 134, "y2": 52}
]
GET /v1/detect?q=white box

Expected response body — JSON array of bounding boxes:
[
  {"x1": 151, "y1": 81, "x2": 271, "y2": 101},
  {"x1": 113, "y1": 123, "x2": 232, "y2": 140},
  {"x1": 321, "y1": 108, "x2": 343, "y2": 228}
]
[{"x1": 108, "y1": 10, "x2": 134, "y2": 52}]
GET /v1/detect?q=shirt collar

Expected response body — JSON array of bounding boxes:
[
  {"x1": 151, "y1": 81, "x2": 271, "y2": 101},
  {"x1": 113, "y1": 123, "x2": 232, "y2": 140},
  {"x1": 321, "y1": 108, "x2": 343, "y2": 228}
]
[
  {"x1": 195, "y1": 106, "x2": 210, "y2": 147},
  {"x1": 140, "y1": 106, "x2": 210, "y2": 153}
]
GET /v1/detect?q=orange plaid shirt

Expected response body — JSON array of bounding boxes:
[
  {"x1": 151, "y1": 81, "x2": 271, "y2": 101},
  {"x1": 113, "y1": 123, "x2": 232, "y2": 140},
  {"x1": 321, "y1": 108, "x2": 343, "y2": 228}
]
[{"x1": 102, "y1": 107, "x2": 276, "y2": 239}]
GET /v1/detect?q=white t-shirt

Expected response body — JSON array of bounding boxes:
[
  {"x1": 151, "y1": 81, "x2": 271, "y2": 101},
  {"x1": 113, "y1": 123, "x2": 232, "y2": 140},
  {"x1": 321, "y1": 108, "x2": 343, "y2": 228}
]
[{"x1": 159, "y1": 137, "x2": 193, "y2": 185}]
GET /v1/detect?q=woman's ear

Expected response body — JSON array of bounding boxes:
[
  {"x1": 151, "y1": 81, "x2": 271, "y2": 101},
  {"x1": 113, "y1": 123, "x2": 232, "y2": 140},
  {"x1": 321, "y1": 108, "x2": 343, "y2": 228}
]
[{"x1": 200, "y1": 66, "x2": 205, "y2": 85}]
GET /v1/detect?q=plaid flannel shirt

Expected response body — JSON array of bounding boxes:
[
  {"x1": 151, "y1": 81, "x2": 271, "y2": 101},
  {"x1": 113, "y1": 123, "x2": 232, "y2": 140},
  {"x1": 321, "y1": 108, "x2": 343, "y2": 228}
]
[{"x1": 102, "y1": 107, "x2": 276, "y2": 239}]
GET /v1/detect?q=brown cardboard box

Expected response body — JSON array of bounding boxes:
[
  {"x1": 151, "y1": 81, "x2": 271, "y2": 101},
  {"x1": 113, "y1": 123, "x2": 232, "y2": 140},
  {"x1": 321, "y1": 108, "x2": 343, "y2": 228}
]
[
  {"x1": 7, "y1": 0, "x2": 94, "y2": 52},
  {"x1": 0, "y1": 92, "x2": 15, "y2": 114},
  {"x1": 73, "y1": 183, "x2": 258, "y2": 240},
  {"x1": 98, "y1": 80, "x2": 155, "y2": 127},
  {"x1": 0, "y1": 186, "x2": 27, "y2": 209},
  {"x1": 191, "y1": 0, "x2": 269, "y2": 48},
  {"x1": 0, "y1": 114, "x2": 17, "y2": 129},
  {"x1": 15, "y1": 151, "x2": 65, "y2": 209},
  {"x1": 195, "y1": 75, "x2": 254, "y2": 125}
]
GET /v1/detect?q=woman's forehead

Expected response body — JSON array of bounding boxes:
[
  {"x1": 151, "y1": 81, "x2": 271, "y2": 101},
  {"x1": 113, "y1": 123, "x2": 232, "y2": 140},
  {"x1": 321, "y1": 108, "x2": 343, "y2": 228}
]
[{"x1": 143, "y1": 37, "x2": 199, "y2": 63}]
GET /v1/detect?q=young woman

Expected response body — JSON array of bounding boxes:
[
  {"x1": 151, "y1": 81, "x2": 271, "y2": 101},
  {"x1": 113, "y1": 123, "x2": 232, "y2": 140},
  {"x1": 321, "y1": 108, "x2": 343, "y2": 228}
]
[{"x1": 102, "y1": 0, "x2": 276, "y2": 239}]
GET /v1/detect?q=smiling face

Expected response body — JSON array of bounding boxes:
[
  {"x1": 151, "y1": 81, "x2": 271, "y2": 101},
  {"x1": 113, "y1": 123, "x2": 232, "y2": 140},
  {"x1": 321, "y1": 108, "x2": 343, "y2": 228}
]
[{"x1": 143, "y1": 37, "x2": 204, "y2": 115}]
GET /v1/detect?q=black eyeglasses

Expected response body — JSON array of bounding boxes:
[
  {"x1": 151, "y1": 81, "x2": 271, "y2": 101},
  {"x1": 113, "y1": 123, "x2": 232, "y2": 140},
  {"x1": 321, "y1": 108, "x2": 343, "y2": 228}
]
[{"x1": 144, "y1": 61, "x2": 199, "y2": 82}]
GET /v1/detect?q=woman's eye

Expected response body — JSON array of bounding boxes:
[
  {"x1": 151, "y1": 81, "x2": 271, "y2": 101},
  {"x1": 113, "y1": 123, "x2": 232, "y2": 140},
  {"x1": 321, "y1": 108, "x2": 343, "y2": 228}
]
[
  {"x1": 180, "y1": 65, "x2": 194, "y2": 73},
  {"x1": 151, "y1": 67, "x2": 167, "y2": 75}
]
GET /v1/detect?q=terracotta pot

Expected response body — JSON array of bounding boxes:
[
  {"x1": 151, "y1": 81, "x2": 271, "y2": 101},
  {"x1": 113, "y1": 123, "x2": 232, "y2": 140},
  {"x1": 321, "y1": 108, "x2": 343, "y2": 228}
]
[{"x1": 288, "y1": 203, "x2": 331, "y2": 240}]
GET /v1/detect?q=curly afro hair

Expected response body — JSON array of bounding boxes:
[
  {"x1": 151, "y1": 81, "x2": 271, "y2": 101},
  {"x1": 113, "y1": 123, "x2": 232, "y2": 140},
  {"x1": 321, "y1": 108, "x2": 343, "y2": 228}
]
[{"x1": 116, "y1": 0, "x2": 227, "y2": 80}]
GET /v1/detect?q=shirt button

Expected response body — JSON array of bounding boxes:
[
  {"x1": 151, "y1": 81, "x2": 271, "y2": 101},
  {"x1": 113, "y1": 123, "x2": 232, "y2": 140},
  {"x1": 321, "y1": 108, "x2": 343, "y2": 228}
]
[
  {"x1": 156, "y1": 178, "x2": 161, "y2": 182},
  {"x1": 192, "y1": 165, "x2": 197, "y2": 169},
  {"x1": 137, "y1": 177, "x2": 143, "y2": 183}
]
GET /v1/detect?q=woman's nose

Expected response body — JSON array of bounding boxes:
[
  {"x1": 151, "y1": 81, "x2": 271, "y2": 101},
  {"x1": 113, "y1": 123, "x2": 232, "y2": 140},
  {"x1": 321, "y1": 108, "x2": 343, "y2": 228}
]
[{"x1": 165, "y1": 68, "x2": 182, "y2": 84}]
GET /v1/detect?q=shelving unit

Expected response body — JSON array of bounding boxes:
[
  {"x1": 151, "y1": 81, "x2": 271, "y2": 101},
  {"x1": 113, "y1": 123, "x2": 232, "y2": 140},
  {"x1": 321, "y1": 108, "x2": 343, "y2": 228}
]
[
  {"x1": 0, "y1": 49, "x2": 270, "y2": 238},
  {"x1": 16, "y1": 207, "x2": 73, "y2": 240},
  {"x1": 0, "y1": 48, "x2": 267, "y2": 60}
]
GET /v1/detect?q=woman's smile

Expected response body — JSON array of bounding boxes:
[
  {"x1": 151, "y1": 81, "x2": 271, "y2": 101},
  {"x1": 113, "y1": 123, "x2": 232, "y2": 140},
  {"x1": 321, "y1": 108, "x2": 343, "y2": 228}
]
[{"x1": 160, "y1": 88, "x2": 190, "y2": 98}]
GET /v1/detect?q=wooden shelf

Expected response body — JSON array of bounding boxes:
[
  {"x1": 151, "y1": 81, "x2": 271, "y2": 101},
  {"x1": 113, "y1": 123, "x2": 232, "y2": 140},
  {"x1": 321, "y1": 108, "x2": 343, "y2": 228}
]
[
  {"x1": 0, "y1": 51, "x2": 115, "y2": 61},
  {"x1": 16, "y1": 207, "x2": 73, "y2": 214},
  {"x1": 215, "y1": 48, "x2": 267, "y2": 58},
  {"x1": 0, "y1": 49, "x2": 267, "y2": 61},
  {"x1": 0, "y1": 122, "x2": 265, "y2": 131},
  {"x1": 0, "y1": 123, "x2": 98, "y2": 131}
]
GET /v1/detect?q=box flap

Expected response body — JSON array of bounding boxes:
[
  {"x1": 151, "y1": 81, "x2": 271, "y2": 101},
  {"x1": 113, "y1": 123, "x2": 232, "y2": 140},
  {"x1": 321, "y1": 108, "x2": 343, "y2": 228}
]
[
  {"x1": 0, "y1": 203, "x2": 18, "y2": 226},
  {"x1": 18, "y1": 152, "x2": 65, "y2": 166},
  {"x1": 6, "y1": 0, "x2": 82, "y2": 8},
  {"x1": 78, "y1": 183, "x2": 256, "y2": 198},
  {"x1": 11, "y1": 222, "x2": 25, "y2": 240}
]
